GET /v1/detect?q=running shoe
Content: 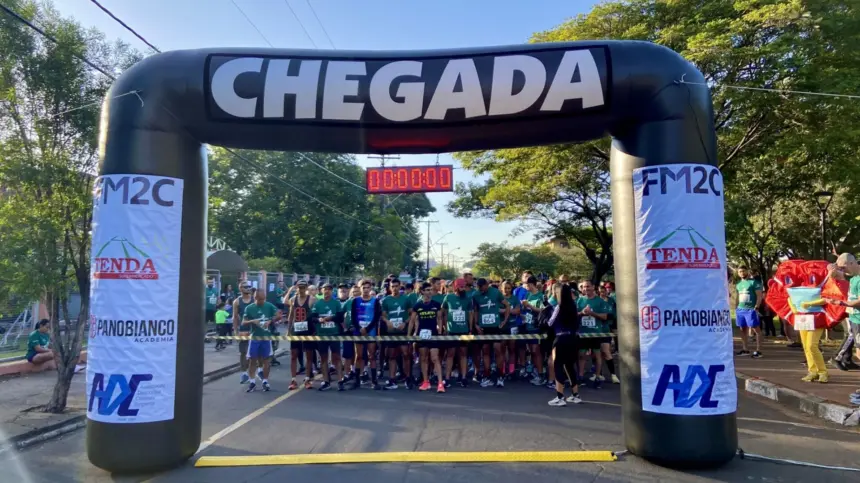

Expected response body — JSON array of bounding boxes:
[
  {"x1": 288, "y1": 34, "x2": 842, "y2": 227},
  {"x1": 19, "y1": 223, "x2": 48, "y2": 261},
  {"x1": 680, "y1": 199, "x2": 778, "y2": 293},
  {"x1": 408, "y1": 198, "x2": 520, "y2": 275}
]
[
  {"x1": 304, "y1": 380, "x2": 313, "y2": 390},
  {"x1": 406, "y1": 378, "x2": 415, "y2": 390},
  {"x1": 384, "y1": 381, "x2": 398, "y2": 390},
  {"x1": 611, "y1": 374, "x2": 621, "y2": 384},
  {"x1": 240, "y1": 372, "x2": 250, "y2": 384},
  {"x1": 437, "y1": 382, "x2": 446, "y2": 393},
  {"x1": 548, "y1": 397, "x2": 566, "y2": 407},
  {"x1": 289, "y1": 380, "x2": 298, "y2": 391},
  {"x1": 496, "y1": 378, "x2": 505, "y2": 388},
  {"x1": 565, "y1": 394, "x2": 582, "y2": 404},
  {"x1": 318, "y1": 381, "x2": 331, "y2": 391},
  {"x1": 519, "y1": 368, "x2": 528, "y2": 379},
  {"x1": 372, "y1": 382, "x2": 382, "y2": 390},
  {"x1": 256, "y1": 367, "x2": 264, "y2": 379},
  {"x1": 530, "y1": 375, "x2": 543, "y2": 386},
  {"x1": 246, "y1": 381, "x2": 256, "y2": 393},
  {"x1": 736, "y1": 350, "x2": 750, "y2": 356},
  {"x1": 337, "y1": 381, "x2": 345, "y2": 392},
  {"x1": 751, "y1": 351, "x2": 763, "y2": 359},
  {"x1": 546, "y1": 380, "x2": 556, "y2": 389},
  {"x1": 459, "y1": 378, "x2": 468, "y2": 388},
  {"x1": 419, "y1": 380, "x2": 431, "y2": 391},
  {"x1": 262, "y1": 381, "x2": 271, "y2": 392},
  {"x1": 443, "y1": 379, "x2": 451, "y2": 389},
  {"x1": 480, "y1": 378, "x2": 493, "y2": 388}
]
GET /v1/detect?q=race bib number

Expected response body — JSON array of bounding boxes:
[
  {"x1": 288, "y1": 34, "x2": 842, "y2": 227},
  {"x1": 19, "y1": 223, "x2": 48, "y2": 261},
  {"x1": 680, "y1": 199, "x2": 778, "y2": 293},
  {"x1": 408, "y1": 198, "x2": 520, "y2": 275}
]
[
  {"x1": 320, "y1": 321, "x2": 335, "y2": 329},
  {"x1": 794, "y1": 314, "x2": 815, "y2": 331},
  {"x1": 524, "y1": 313, "x2": 534, "y2": 326},
  {"x1": 390, "y1": 317, "x2": 404, "y2": 329},
  {"x1": 293, "y1": 321, "x2": 308, "y2": 332},
  {"x1": 481, "y1": 314, "x2": 497, "y2": 326},
  {"x1": 452, "y1": 310, "x2": 466, "y2": 323},
  {"x1": 738, "y1": 293, "x2": 751, "y2": 304},
  {"x1": 581, "y1": 316, "x2": 596, "y2": 328},
  {"x1": 359, "y1": 319, "x2": 371, "y2": 328},
  {"x1": 419, "y1": 329, "x2": 432, "y2": 340},
  {"x1": 510, "y1": 326, "x2": 519, "y2": 335},
  {"x1": 208, "y1": 295, "x2": 217, "y2": 305}
]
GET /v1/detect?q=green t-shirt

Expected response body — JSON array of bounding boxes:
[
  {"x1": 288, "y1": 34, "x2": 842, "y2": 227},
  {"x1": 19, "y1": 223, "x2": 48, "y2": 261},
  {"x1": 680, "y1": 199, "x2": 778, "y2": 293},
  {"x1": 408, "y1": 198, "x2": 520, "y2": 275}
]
[
  {"x1": 736, "y1": 279, "x2": 762, "y2": 310},
  {"x1": 576, "y1": 296, "x2": 610, "y2": 335},
  {"x1": 340, "y1": 298, "x2": 353, "y2": 332},
  {"x1": 505, "y1": 295, "x2": 521, "y2": 326},
  {"x1": 406, "y1": 292, "x2": 420, "y2": 311},
  {"x1": 244, "y1": 301, "x2": 279, "y2": 337},
  {"x1": 382, "y1": 294, "x2": 411, "y2": 333},
  {"x1": 431, "y1": 293, "x2": 445, "y2": 305},
  {"x1": 26, "y1": 330, "x2": 49, "y2": 360},
  {"x1": 522, "y1": 291, "x2": 544, "y2": 333},
  {"x1": 473, "y1": 286, "x2": 505, "y2": 328},
  {"x1": 848, "y1": 276, "x2": 860, "y2": 325},
  {"x1": 313, "y1": 297, "x2": 342, "y2": 335},
  {"x1": 442, "y1": 293, "x2": 471, "y2": 334},
  {"x1": 214, "y1": 309, "x2": 229, "y2": 324},
  {"x1": 205, "y1": 287, "x2": 219, "y2": 310}
]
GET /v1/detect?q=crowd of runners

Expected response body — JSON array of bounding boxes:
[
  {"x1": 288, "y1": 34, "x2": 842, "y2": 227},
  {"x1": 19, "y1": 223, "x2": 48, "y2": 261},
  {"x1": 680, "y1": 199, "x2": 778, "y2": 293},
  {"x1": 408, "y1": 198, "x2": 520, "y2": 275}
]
[{"x1": 211, "y1": 271, "x2": 620, "y2": 407}]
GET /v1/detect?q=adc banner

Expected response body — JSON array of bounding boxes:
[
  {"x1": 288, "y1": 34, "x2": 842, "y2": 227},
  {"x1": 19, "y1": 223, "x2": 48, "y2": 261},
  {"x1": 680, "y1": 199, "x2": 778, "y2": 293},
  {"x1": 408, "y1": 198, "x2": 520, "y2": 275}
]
[
  {"x1": 86, "y1": 175, "x2": 184, "y2": 423},
  {"x1": 633, "y1": 164, "x2": 736, "y2": 415}
]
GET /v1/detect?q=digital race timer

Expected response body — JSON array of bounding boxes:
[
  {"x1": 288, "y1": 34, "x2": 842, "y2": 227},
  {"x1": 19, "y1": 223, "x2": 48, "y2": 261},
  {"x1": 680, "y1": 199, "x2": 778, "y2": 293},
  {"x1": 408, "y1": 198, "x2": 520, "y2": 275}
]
[{"x1": 366, "y1": 165, "x2": 454, "y2": 194}]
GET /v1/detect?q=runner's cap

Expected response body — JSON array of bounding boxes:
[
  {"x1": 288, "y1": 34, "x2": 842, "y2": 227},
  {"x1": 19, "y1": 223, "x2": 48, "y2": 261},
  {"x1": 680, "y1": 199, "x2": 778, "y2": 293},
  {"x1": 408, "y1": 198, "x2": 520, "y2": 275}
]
[
  {"x1": 453, "y1": 278, "x2": 466, "y2": 290},
  {"x1": 297, "y1": 279, "x2": 308, "y2": 287}
]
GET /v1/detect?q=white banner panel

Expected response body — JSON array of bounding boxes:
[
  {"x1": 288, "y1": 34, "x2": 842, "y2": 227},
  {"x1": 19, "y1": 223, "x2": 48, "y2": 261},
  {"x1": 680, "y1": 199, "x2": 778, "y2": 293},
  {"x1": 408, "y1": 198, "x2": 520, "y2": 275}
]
[
  {"x1": 87, "y1": 175, "x2": 184, "y2": 423},
  {"x1": 633, "y1": 164, "x2": 736, "y2": 415}
]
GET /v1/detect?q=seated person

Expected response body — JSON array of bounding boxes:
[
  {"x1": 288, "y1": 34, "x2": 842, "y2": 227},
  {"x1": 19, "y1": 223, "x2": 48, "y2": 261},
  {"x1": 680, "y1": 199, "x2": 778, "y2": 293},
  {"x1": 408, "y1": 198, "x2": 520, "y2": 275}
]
[{"x1": 27, "y1": 319, "x2": 55, "y2": 367}]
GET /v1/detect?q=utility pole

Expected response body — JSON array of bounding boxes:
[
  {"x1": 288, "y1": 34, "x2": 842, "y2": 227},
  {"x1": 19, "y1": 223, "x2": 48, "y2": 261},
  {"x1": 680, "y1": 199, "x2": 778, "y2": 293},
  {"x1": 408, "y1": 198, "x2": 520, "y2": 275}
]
[
  {"x1": 368, "y1": 154, "x2": 400, "y2": 213},
  {"x1": 437, "y1": 243, "x2": 447, "y2": 270},
  {"x1": 419, "y1": 219, "x2": 438, "y2": 277}
]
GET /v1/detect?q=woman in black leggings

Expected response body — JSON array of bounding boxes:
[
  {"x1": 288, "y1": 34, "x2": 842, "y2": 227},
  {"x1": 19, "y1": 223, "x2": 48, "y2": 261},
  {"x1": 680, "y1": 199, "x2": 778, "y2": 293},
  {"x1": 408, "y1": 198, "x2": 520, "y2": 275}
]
[{"x1": 547, "y1": 283, "x2": 582, "y2": 406}]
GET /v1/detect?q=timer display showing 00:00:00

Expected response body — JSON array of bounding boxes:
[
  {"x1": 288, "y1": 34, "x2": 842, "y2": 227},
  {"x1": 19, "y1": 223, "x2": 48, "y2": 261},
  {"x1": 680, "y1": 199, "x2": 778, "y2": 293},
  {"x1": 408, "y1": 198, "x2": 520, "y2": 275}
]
[{"x1": 366, "y1": 165, "x2": 454, "y2": 194}]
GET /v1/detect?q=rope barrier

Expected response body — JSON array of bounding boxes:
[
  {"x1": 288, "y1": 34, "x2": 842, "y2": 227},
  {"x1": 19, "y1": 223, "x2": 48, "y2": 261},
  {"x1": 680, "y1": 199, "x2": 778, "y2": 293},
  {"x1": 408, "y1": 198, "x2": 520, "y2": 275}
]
[{"x1": 208, "y1": 333, "x2": 617, "y2": 341}]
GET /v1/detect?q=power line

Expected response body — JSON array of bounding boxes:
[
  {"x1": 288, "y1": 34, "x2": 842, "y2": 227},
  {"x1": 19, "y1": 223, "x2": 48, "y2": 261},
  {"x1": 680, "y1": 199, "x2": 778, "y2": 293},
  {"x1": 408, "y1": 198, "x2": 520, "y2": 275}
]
[
  {"x1": 230, "y1": 0, "x2": 274, "y2": 47},
  {"x1": 679, "y1": 78, "x2": 860, "y2": 100},
  {"x1": 296, "y1": 152, "x2": 366, "y2": 191},
  {"x1": 282, "y1": 0, "x2": 317, "y2": 48},
  {"x1": 303, "y1": 0, "x2": 334, "y2": 49},
  {"x1": 88, "y1": 0, "x2": 159, "y2": 53},
  {"x1": 0, "y1": 2, "x2": 116, "y2": 79}
]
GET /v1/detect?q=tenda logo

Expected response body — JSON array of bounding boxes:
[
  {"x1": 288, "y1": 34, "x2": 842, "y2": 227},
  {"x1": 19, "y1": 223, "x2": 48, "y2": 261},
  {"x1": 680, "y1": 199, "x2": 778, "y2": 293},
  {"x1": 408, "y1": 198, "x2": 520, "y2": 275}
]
[
  {"x1": 644, "y1": 225, "x2": 720, "y2": 270},
  {"x1": 206, "y1": 48, "x2": 608, "y2": 123},
  {"x1": 93, "y1": 236, "x2": 159, "y2": 280}
]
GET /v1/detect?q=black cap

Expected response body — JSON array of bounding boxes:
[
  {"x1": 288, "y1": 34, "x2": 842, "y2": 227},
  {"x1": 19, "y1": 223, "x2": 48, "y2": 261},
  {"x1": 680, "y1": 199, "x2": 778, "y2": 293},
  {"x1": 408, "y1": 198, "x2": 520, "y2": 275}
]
[{"x1": 477, "y1": 278, "x2": 489, "y2": 287}]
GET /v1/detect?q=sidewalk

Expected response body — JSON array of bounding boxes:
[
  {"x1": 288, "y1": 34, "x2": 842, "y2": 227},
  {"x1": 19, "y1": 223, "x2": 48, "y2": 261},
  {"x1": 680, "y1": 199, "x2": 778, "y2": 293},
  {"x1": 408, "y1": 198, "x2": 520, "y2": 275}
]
[
  {"x1": 0, "y1": 343, "x2": 271, "y2": 449},
  {"x1": 734, "y1": 336, "x2": 860, "y2": 426}
]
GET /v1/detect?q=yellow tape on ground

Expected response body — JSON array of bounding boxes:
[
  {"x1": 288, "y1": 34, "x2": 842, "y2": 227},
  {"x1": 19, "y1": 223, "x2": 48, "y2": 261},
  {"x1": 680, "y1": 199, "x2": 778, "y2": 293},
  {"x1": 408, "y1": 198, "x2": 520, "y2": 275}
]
[
  {"x1": 208, "y1": 333, "x2": 615, "y2": 341},
  {"x1": 195, "y1": 450, "x2": 617, "y2": 467}
]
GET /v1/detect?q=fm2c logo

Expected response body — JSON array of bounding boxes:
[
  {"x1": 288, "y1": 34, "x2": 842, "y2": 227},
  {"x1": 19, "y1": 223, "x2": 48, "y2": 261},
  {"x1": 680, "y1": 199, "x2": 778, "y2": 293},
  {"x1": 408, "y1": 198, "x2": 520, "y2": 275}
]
[
  {"x1": 88, "y1": 373, "x2": 152, "y2": 417},
  {"x1": 651, "y1": 364, "x2": 725, "y2": 409}
]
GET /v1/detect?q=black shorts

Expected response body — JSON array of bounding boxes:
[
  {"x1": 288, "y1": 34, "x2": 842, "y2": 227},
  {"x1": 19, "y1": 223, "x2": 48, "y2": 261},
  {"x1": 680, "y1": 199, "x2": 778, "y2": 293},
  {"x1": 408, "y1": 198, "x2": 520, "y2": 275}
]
[
  {"x1": 517, "y1": 334, "x2": 542, "y2": 347},
  {"x1": 291, "y1": 338, "x2": 317, "y2": 352},
  {"x1": 503, "y1": 324, "x2": 523, "y2": 336},
  {"x1": 316, "y1": 341, "x2": 340, "y2": 355},
  {"x1": 383, "y1": 340, "x2": 409, "y2": 353},
  {"x1": 479, "y1": 326, "x2": 503, "y2": 345},
  {"x1": 417, "y1": 341, "x2": 441, "y2": 350},
  {"x1": 553, "y1": 334, "x2": 579, "y2": 383},
  {"x1": 579, "y1": 336, "x2": 602, "y2": 352},
  {"x1": 205, "y1": 308, "x2": 216, "y2": 323},
  {"x1": 440, "y1": 339, "x2": 469, "y2": 351}
]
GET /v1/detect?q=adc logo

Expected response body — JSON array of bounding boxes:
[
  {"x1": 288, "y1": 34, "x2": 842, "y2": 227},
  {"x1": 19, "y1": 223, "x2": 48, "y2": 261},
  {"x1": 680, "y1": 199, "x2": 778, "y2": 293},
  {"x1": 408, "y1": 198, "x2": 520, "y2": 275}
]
[
  {"x1": 644, "y1": 225, "x2": 721, "y2": 270},
  {"x1": 92, "y1": 236, "x2": 159, "y2": 280},
  {"x1": 640, "y1": 305, "x2": 661, "y2": 330},
  {"x1": 88, "y1": 373, "x2": 153, "y2": 417},
  {"x1": 651, "y1": 364, "x2": 725, "y2": 409}
]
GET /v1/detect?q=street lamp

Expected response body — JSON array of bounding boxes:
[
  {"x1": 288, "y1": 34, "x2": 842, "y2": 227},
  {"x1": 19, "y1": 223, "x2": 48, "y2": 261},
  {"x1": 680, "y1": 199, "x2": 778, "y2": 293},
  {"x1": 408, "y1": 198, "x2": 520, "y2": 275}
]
[{"x1": 814, "y1": 190, "x2": 834, "y2": 261}]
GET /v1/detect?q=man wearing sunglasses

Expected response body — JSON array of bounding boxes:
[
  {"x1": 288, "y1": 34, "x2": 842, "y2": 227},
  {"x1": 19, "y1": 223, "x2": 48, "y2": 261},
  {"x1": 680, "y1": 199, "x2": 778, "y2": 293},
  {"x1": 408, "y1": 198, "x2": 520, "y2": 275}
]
[{"x1": 232, "y1": 281, "x2": 256, "y2": 384}]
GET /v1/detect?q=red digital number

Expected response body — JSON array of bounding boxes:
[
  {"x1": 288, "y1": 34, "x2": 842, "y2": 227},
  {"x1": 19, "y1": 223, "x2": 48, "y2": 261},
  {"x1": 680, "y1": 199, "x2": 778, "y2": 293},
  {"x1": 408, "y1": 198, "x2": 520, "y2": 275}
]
[
  {"x1": 383, "y1": 169, "x2": 394, "y2": 190},
  {"x1": 411, "y1": 168, "x2": 421, "y2": 189},
  {"x1": 368, "y1": 170, "x2": 380, "y2": 191},
  {"x1": 425, "y1": 168, "x2": 436, "y2": 188},
  {"x1": 397, "y1": 168, "x2": 408, "y2": 190},
  {"x1": 439, "y1": 167, "x2": 452, "y2": 189}
]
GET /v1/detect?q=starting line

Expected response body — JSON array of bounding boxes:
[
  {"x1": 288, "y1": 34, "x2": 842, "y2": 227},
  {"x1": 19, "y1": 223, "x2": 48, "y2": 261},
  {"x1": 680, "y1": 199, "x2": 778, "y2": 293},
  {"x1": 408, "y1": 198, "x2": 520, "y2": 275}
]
[
  {"x1": 195, "y1": 450, "x2": 618, "y2": 467},
  {"x1": 209, "y1": 333, "x2": 616, "y2": 341}
]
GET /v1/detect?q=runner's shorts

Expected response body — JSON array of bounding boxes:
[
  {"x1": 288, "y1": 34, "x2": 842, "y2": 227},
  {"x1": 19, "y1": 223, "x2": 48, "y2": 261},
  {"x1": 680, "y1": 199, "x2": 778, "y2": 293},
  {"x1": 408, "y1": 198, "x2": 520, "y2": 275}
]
[
  {"x1": 517, "y1": 333, "x2": 542, "y2": 347},
  {"x1": 578, "y1": 336, "x2": 602, "y2": 353},
  {"x1": 384, "y1": 339, "x2": 409, "y2": 353},
  {"x1": 317, "y1": 341, "x2": 340, "y2": 355},
  {"x1": 479, "y1": 326, "x2": 503, "y2": 345},
  {"x1": 736, "y1": 308, "x2": 761, "y2": 328},
  {"x1": 440, "y1": 336, "x2": 469, "y2": 351},
  {"x1": 503, "y1": 324, "x2": 522, "y2": 336},
  {"x1": 342, "y1": 341, "x2": 355, "y2": 359},
  {"x1": 291, "y1": 336, "x2": 316, "y2": 352},
  {"x1": 247, "y1": 340, "x2": 272, "y2": 359}
]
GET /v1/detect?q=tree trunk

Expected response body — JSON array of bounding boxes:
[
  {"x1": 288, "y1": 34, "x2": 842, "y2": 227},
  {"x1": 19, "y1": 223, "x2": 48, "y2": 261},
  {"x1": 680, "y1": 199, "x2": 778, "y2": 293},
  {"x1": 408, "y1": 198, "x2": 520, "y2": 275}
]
[{"x1": 44, "y1": 295, "x2": 87, "y2": 413}]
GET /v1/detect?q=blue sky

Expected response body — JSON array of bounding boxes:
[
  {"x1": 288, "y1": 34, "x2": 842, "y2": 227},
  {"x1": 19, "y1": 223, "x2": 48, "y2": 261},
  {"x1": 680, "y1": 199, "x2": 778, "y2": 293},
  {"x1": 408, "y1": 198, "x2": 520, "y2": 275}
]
[{"x1": 54, "y1": 0, "x2": 596, "y2": 266}]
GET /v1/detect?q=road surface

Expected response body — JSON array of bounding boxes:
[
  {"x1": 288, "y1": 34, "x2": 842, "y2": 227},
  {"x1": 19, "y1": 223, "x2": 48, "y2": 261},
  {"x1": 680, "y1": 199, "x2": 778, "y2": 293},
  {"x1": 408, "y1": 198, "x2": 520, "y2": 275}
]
[{"x1": 3, "y1": 362, "x2": 859, "y2": 483}]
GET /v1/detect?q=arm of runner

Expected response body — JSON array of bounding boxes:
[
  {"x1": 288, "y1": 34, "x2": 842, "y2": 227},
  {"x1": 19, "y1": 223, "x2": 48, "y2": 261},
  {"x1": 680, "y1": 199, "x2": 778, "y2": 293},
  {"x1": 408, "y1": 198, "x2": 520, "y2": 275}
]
[
  {"x1": 408, "y1": 311, "x2": 417, "y2": 336},
  {"x1": 232, "y1": 298, "x2": 240, "y2": 332},
  {"x1": 500, "y1": 297, "x2": 511, "y2": 328},
  {"x1": 437, "y1": 306, "x2": 444, "y2": 334}
]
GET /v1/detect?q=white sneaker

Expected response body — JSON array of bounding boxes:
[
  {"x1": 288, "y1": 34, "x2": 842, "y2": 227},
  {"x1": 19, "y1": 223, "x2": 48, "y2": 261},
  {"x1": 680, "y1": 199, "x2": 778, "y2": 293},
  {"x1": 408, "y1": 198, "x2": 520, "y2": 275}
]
[
  {"x1": 480, "y1": 378, "x2": 494, "y2": 388},
  {"x1": 597, "y1": 375, "x2": 606, "y2": 382},
  {"x1": 548, "y1": 397, "x2": 567, "y2": 407},
  {"x1": 565, "y1": 395, "x2": 582, "y2": 404},
  {"x1": 611, "y1": 374, "x2": 620, "y2": 384},
  {"x1": 530, "y1": 376, "x2": 543, "y2": 386},
  {"x1": 496, "y1": 378, "x2": 504, "y2": 388}
]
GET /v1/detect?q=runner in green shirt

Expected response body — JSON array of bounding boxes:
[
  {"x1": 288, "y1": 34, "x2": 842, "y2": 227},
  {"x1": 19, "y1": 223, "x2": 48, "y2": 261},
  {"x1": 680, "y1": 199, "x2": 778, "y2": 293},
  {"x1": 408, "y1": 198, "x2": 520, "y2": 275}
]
[
  {"x1": 381, "y1": 279, "x2": 414, "y2": 390},
  {"x1": 441, "y1": 279, "x2": 473, "y2": 388},
  {"x1": 430, "y1": 277, "x2": 446, "y2": 305},
  {"x1": 520, "y1": 276, "x2": 546, "y2": 386},
  {"x1": 338, "y1": 284, "x2": 359, "y2": 388},
  {"x1": 205, "y1": 278, "x2": 220, "y2": 323},
  {"x1": 735, "y1": 267, "x2": 764, "y2": 358},
  {"x1": 242, "y1": 291, "x2": 281, "y2": 393},
  {"x1": 214, "y1": 302, "x2": 230, "y2": 351},
  {"x1": 576, "y1": 280, "x2": 613, "y2": 386},
  {"x1": 313, "y1": 283, "x2": 344, "y2": 391},
  {"x1": 472, "y1": 278, "x2": 510, "y2": 387}
]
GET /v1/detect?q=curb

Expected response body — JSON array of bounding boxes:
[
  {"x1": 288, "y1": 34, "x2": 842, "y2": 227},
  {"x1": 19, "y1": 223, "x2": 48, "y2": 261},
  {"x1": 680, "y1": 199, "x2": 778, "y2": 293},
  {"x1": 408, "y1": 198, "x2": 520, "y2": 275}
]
[
  {"x1": 0, "y1": 348, "x2": 287, "y2": 454},
  {"x1": 736, "y1": 372, "x2": 860, "y2": 426}
]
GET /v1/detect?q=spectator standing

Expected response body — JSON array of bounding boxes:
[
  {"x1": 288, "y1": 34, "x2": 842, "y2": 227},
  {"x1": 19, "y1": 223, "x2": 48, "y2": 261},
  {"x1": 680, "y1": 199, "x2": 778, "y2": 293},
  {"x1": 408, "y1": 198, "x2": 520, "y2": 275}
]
[{"x1": 735, "y1": 266, "x2": 764, "y2": 358}]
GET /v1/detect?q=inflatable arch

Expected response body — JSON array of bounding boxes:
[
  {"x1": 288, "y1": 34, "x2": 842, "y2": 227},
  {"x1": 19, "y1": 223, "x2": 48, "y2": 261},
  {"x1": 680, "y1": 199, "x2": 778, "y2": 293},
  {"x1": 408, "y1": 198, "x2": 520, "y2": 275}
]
[{"x1": 88, "y1": 41, "x2": 737, "y2": 472}]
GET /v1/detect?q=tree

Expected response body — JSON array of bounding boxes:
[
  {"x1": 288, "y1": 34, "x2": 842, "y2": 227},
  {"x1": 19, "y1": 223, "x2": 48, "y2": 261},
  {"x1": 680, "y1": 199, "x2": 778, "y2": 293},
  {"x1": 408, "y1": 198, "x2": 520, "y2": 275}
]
[
  {"x1": 429, "y1": 265, "x2": 458, "y2": 281},
  {"x1": 470, "y1": 243, "x2": 560, "y2": 281},
  {"x1": 451, "y1": 0, "x2": 860, "y2": 283},
  {"x1": 0, "y1": 0, "x2": 141, "y2": 412}
]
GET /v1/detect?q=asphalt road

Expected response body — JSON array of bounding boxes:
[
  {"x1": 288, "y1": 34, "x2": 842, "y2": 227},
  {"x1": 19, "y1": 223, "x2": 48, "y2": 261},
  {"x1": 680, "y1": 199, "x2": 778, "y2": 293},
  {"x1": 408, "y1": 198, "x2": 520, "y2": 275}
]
[{"x1": 3, "y1": 361, "x2": 859, "y2": 483}]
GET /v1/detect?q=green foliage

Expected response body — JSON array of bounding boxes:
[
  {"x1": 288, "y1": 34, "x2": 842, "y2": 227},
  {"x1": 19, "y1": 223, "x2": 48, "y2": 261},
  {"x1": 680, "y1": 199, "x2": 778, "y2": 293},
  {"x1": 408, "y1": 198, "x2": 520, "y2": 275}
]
[
  {"x1": 208, "y1": 149, "x2": 434, "y2": 281},
  {"x1": 0, "y1": 0, "x2": 142, "y2": 411},
  {"x1": 451, "y1": 0, "x2": 860, "y2": 281},
  {"x1": 246, "y1": 257, "x2": 292, "y2": 273},
  {"x1": 429, "y1": 265, "x2": 458, "y2": 280},
  {"x1": 471, "y1": 242, "x2": 561, "y2": 281}
]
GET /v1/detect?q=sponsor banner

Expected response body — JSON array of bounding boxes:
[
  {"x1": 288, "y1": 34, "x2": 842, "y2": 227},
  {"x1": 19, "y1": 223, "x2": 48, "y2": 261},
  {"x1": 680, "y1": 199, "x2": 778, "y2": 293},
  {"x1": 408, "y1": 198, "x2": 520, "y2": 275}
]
[
  {"x1": 634, "y1": 164, "x2": 736, "y2": 415},
  {"x1": 87, "y1": 175, "x2": 183, "y2": 423}
]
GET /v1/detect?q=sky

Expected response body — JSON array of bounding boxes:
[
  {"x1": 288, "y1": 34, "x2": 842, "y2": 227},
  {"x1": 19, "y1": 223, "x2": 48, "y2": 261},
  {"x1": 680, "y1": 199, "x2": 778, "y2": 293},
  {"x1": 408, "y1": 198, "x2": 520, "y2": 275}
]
[{"x1": 52, "y1": 0, "x2": 596, "y2": 268}]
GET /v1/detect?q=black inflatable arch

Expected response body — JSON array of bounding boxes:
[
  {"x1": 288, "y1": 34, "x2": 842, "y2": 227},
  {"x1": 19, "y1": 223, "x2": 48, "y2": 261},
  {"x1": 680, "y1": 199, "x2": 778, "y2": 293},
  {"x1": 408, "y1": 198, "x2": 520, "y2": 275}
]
[{"x1": 91, "y1": 41, "x2": 736, "y2": 472}]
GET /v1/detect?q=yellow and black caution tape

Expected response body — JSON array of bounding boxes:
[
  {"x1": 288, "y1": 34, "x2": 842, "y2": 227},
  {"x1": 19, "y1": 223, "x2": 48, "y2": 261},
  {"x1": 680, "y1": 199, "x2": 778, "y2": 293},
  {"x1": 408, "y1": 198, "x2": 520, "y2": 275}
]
[
  {"x1": 195, "y1": 450, "x2": 618, "y2": 467},
  {"x1": 208, "y1": 333, "x2": 615, "y2": 341}
]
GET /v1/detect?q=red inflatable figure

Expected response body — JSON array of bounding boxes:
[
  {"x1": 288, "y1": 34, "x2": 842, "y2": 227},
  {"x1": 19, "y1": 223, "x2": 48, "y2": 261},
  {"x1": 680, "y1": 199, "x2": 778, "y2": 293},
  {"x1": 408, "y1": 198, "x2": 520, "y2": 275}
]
[{"x1": 765, "y1": 259, "x2": 848, "y2": 330}]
